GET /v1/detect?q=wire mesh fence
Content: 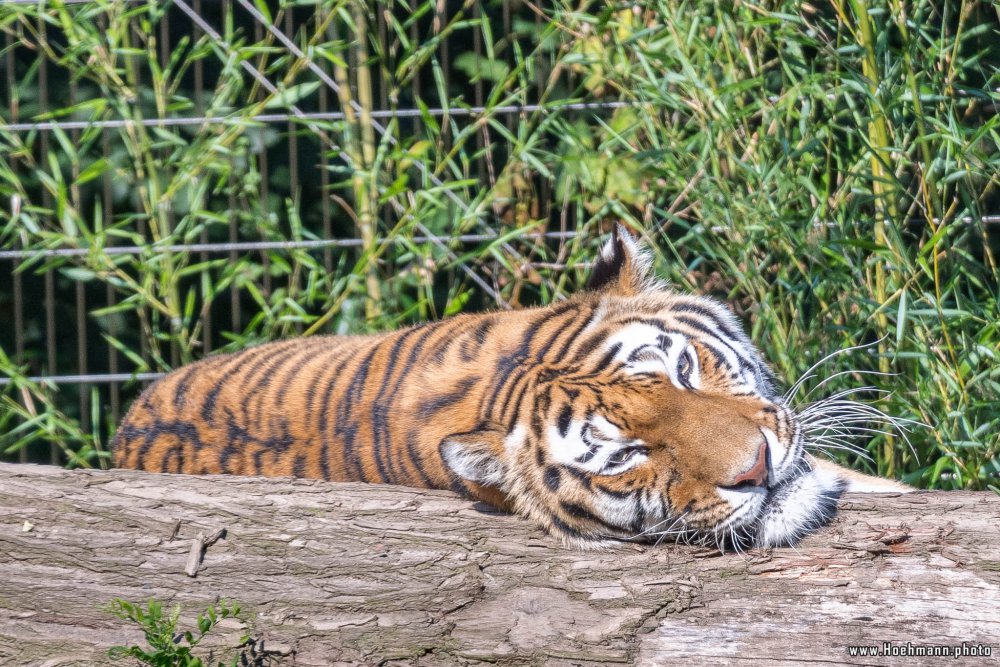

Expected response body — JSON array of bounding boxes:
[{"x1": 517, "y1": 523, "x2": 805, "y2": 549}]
[
  {"x1": 0, "y1": 0, "x2": 633, "y2": 465},
  {"x1": 1, "y1": 0, "x2": 998, "y2": 484}
]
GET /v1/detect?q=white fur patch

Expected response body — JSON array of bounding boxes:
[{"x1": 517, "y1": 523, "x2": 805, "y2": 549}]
[
  {"x1": 595, "y1": 493, "x2": 639, "y2": 529},
  {"x1": 589, "y1": 415, "x2": 622, "y2": 441},
  {"x1": 808, "y1": 457, "x2": 913, "y2": 493},
  {"x1": 838, "y1": 471, "x2": 912, "y2": 493},
  {"x1": 753, "y1": 464, "x2": 844, "y2": 547},
  {"x1": 441, "y1": 440, "x2": 505, "y2": 486},
  {"x1": 598, "y1": 234, "x2": 619, "y2": 262},
  {"x1": 504, "y1": 425, "x2": 527, "y2": 454},
  {"x1": 548, "y1": 420, "x2": 592, "y2": 466},
  {"x1": 603, "y1": 325, "x2": 695, "y2": 388},
  {"x1": 716, "y1": 485, "x2": 768, "y2": 529},
  {"x1": 605, "y1": 324, "x2": 667, "y2": 361}
]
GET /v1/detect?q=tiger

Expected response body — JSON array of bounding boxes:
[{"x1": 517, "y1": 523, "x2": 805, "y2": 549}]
[{"x1": 114, "y1": 225, "x2": 910, "y2": 549}]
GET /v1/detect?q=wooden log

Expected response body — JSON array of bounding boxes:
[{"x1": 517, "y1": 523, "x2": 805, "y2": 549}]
[{"x1": 1, "y1": 462, "x2": 998, "y2": 666}]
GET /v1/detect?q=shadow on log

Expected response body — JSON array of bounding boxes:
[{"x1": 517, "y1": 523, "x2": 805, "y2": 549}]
[{"x1": 1, "y1": 462, "x2": 998, "y2": 666}]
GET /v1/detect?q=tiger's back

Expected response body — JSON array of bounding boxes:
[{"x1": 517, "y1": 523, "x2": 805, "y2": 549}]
[{"x1": 113, "y1": 315, "x2": 516, "y2": 493}]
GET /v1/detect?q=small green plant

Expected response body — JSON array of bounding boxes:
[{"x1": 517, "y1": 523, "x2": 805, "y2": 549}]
[{"x1": 106, "y1": 598, "x2": 248, "y2": 667}]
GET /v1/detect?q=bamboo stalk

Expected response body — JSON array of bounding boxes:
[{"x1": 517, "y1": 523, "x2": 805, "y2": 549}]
[
  {"x1": 333, "y1": 2, "x2": 383, "y2": 322},
  {"x1": 846, "y1": 0, "x2": 899, "y2": 476}
]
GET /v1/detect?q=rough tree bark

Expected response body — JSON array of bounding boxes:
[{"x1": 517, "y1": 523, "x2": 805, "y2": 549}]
[{"x1": 1, "y1": 462, "x2": 998, "y2": 667}]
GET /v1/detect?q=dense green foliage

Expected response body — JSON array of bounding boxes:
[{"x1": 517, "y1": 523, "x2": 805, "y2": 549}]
[{"x1": 0, "y1": 1, "x2": 997, "y2": 488}]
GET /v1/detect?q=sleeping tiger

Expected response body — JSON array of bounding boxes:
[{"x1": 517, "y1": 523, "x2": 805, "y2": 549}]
[{"x1": 114, "y1": 226, "x2": 909, "y2": 549}]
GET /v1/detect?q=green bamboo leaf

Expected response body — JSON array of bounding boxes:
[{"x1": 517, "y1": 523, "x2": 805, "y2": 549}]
[
  {"x1": 74, "y1": 158, "x2": 109, "y2": 187},
  {"x1": 895, "y1": 288, "x2": 907, "y2": 346},
  {"x1": 62, "y1": 267, "x2": 97, "y2": 282},
  {"x1": 263, "y1": 82, "x2": 322, "y2": 109},
  {"x1": 252, "y1": 0, "x2": 273, "y2": 23}
]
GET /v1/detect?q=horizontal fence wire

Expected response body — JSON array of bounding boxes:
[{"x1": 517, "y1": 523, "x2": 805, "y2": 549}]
[
  {"x1": 0, "y1": 232, "x2": 581, "y2": 260},
  {"x1": 0, "y1": 373, "x2": 166, "y2": 387},
  {"x1": 1, "y1": 102, "x2": 637, "y2": 132},
  {"x1": 2, "y1": 220, "x2": 998, "y2": 262},
  {"x1": 0, "y1": 228, "x2": 591, "y2": 388}
]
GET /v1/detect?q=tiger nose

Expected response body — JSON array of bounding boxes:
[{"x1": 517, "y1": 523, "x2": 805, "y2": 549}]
[{"x1": 729, "y1": 442, "x2": 769, "y2": 488}]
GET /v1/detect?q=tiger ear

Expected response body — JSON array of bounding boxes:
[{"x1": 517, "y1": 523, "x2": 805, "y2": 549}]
[
  {"x1": 587, "y1": 223, "x2": 654, "y2": 295},
  {"x1": 440, "y1": 427, "x2": 508, "y2": 487}
]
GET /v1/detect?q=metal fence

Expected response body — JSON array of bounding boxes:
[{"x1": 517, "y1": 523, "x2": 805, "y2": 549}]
[{"x1": 0, "y1": 0, "x2": 627, "y2": 464}]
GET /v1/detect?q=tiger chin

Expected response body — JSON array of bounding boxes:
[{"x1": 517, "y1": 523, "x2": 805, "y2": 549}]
[{"x1": 114, "y1": 225, "x2": 910, "y2": 551}]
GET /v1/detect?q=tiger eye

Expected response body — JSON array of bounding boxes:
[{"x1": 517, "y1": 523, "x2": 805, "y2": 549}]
[{"x1": 678, "y1": 353, "x2": 691, "y2": 380}]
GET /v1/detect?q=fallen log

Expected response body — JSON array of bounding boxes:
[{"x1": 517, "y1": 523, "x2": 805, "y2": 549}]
[{"x1": 0, "y1": 462, "x2": 998, "y2": 666}]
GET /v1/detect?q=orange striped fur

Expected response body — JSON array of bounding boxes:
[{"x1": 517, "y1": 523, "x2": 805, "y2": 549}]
[{"x1": 115, "y1": 226, "x2": 907, "y2": 548}]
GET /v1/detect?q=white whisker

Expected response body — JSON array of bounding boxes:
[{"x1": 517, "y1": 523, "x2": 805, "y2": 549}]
[
  {"x1": 782, "y1": 336, "x2": 888, "y2": 403},
  {"x1": 629, "y1": 512, "x2": 687, "y2": 541},
  {"x1": 800, "y1": 368, "x2": 899, "y2": 402},
  {"x1": 808, "y1": 441, "x2": 875, "y2": 462},
  {"x1": 805, "y1": 422, "x2": 911, "y2": 439},
  {"x1": 801, "y1": 385, "x2": 889, "y2": 404}
]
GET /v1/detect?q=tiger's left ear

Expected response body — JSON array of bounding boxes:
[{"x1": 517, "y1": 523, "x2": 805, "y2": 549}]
[
  {"x1": 440, "y1": 427, "x2": 508, "y2": 488},
  {"x1": 587, "y1": 223, "x2": 654, "y2": 296}
]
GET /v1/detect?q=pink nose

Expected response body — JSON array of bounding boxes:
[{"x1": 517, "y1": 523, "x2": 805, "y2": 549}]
[{"x1": 730, "y1": 442, "x2": 769, "y2": 488}]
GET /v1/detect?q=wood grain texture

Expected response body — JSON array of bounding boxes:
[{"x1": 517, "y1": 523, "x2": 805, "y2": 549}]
[{"x1": 1, "y1": 462, "x2": 998, "y2": 666}]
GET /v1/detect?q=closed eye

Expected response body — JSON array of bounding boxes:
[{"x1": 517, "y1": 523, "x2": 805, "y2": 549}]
[
  {"x1": 604, "y1": 446, "x2": 648, "y2": 468},
  {"x1": 676, "y1": 345, "x2": 700, "y2": 389},
  {"x1": 563, "y1": 416, "x2": 649, "y2": 476}
]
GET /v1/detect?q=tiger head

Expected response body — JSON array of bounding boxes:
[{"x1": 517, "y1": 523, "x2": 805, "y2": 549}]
[{"x1": 441, "y1": 225, "x2": 849, "y2": 549}]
